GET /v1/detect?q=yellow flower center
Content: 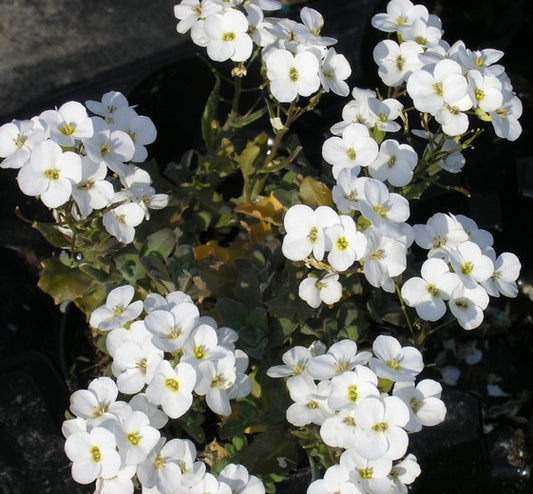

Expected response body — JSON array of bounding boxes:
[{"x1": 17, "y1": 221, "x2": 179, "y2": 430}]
[
  {"x1": 222, "y1": 31, "x2": 236, "y2": 42},
  {"x1": 372, "y1": 421, "x2": 389, "y2": 432},
  {"x1": 44, "y1": 169, "x2": 60, "y2": 181},
  {"x1": 289, "y1": 67, "x2": 299, "y2": 82},
  {"x1": 165, "y1": 377, "x2": 180, "y2": 393},
  {"x1": 347, "y1": 384, "x2": 358, "y2": 402},
  {"x1": 127, "y1": 431, "x2": 141, "y2": 446},
  {"x1": 90, "y1": 446, "x2": 102, "y2": 463},
  {"x1": 346, "y1": 147, "x2": 357, "y2": 161},
  {"x1": 336, "y1": 236, "x2": 349, "y2": 251},
  {"x1": 59, "y1": 123, "x2": 76, "y2": 136},
  {"x1": 433, "y1": 82, "x2": 444, "y2": 96}
]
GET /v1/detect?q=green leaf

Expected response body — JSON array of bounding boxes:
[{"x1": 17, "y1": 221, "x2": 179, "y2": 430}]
[
  {"x1": 38, "y1": 256, "x2": 95, "y2": 305},
  {"x1": 141, "y1": 228, "x2": 176, "y2": 260},
  {"x1": 202, "y1": 74, "x2": 221, "y2": 152},
  {"x1": 31, "y1": 221, "x2": 72, "y2": 249},
  {"x1": 231, "y1": 107, "x2": 267, "y2": 128},
  {"x1": 236, "y1": 141, "x2": 261, "y2": 181},
  {"x1": 216, "y1": 297, "x2": 248, "y2": 329},
  {"x1": 232, "y1": 427, "x2": 298, "y2": 476},
  {"x1": 299, "y1": 176, "x2": 333, "y2": 208}
]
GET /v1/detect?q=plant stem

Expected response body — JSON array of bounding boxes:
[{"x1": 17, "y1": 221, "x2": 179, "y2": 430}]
[{"x1": 395, "y1": 283, "x2": 415, "y2": 340}]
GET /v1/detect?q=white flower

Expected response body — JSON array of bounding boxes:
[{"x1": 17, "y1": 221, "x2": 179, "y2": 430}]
[
  {"x1": 406, "y1": 59, "x2": 468, "y2": 115},
  {"x1": 481, "y1": 251, "x2": 521, "y2": 298},
  {"x1": 298, "y1": 273, "x2": 343, "y2": 308},
  {"x1": 402, "y1": 14, "x2": 443, "y2": 48},
  {"x1": 490, "y1": 94, "x2": 523, "y2": 142},
  {"x1": 361, "y1": 227, "x2": 407, "y2": 293},
  {"x1": 129, "y1": 393, "x2": 168, "y2": 429},
  {"x1": 308, "y1": 339, "x2": 371, "y2": 381},
  {"x1": 145, "y1": 360, "x2": 196, "y2": 419},
  {"x1": 373, "y1": 40, "x2": 423, "y2": 88},
  {"x1": 368, "y1": 140, "x2": 417, "y2": 187},
  {"x1": 143, "y1": 302, "x2": 200, "y2": 352},
  {"x1": 448, "y1": 240, "x2": 494, "y2": 289},
  {"x1": 89, "y1": 285, "x2": 144, "y2": 331},
  {"x1": 137, "y1": 438, "x2": 183, "y2": 493},
  {"x1": 353, "y1": 395, "x2": 410, "y2": 460},
  {"x1": 265, "y1": 49, "x2": 320, "y2": 103},
  {"x1": 332, "y1": 172, "x2": 367, "y2": 214},
  {"x1": 102, "y1": 201, "x2": 146, "y2": 244},
  {"x1": 204, "y1": 9, "x2": 253, "y2": 62},
  {"x1": 94, "y1": 465, "x2": 136, "y2": 494},
  {"x1": 454, "y1": 214, "x2": 493, "y2": 249},
  {"x1": 218, "y1": 463, "x2": 265, "y2": 494},
  {"x1": 71, "y1": 157, "x2": 114, "y2": 217},
  {"x1": 17, "y1": 140, "x2": 82, "y2": 208},
  {"x1": 282, "y1": 204, "x2": 340, "y2": 262},
  {"x1": 191, "y1": 472, "x2": 232, "y2": 494},
  {"x1": 307, "y1": 464, "x2": 361, "y2": 494},
  {"x1": 322, "y1": 123, "x2": 379, "y2": 179},
  {"x1": 401, "y1": 258, "x2": 460, "y2": 321},
  {"x1": 64, "y1": 427, "x2": 121, "y2": 484},
  {"x1": 340, "y1": 449, "x2": 392, "y2": 494},
  {"x1": 70, "y1": 377, "x2": 131, "y2": 425},
  {"x1": 393, "y1": 379, "x2": 446, "y2": 432},
  {"x1": 467, "y1": 70, "x2": 503, "y2": 113},
  {"x1": 457, "y1": 46, "x2": 504, "y2": 77},
  {"x1": 111, "y1": 107, "x2": 157, "y2": 163},
  {"x1": 83, "y1": 117, "x2": 135, "y2": 176},
  {"x1": 195, "y1": 352, "x2": 237, "y2": 416},
  {"x1": 319, "y1": 48, "x2": 352, "y2": 97},
  {"x1": 286, "y1": 375, "x2": 332, "y2": 426},
  {"x1": 181, "y1": 323, "x2": 228, "y2": 368},
  {"x1": 267, "y1": 346, "x2": 314, "y2": 378},
  {"x1": 371, "y1": 0, "x2": 429, "y2": 34},
  {"x1": 111, "y1": 337, "x2": 164, "y2": 395},
  {"x1": 330, "y1": 88, "x2": 377, "y2": 135},
  {"x1": 389, "y1": 454, "x2": 421, "y2": 492},
  {"x1": 328, "y1": 366, "x2": 379, "y2": 411},
  {"x1": 325, "y1": 215, "x2": 368, "y2": 272},
  {"x1": 39, "y1": 101, "x2": 93, "y2": 147},
  {"x1": 413, "y1": 212, "x2": 469, "y2": 259},
  {"x1": 86, "y1": 91, "x2": 133, "y2": 121},
  {"x1": 0, "y1": 119, "x2": 45, "y2": 169},
  {"x1": 113, "y1": 410, "x2": 161, "y2": 465},
  {"x1": 448, "y1": 284, "x2": 489, "y2": 330},
  {"x1": 358, "y1": 178, "x2": 410, "y2": 236},
  {"x1": 174, "y1": 0, "x2": 222, "y2": 34},
  {"x1": 368, "y1": 98, "x2": 404, "y2": 133},
  {"x1": 319, "y1": 407, "x2": 360, "y2": 450},
  {"x1": 369, "y1": 335, "x2": 423, "y2": 382},
  {"x1": 160, "y1": 438, "x2": 205, "y2": 487}
]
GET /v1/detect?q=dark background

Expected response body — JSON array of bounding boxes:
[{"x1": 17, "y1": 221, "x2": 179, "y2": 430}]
[{"x1": 1, "y1": 0, "x2": 532, "y2": 492}]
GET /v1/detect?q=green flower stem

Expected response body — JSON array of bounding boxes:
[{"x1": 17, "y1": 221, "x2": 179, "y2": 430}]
[{"x1": 395, "y1": 282, "x2": 415, "y2": 340}]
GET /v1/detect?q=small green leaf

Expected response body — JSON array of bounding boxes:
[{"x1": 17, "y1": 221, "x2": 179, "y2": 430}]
[
  {"x1": 231, "y1": 107, "x2": 267, "y2": 128},
  {"x1": 216, "y1": 297, "x2": 248, "y2": 329},
  {"x1": 299, "y1": 176, "x2": 333, "y2": 208},
  {"x1": 38, "y1": 256, "x2": 95, "y2": 305},
  {"x1": 31, "y1": 221, "x2": 72, "y2": 249},
  {"x1": 232, "y1": 427, "x2": 298, "y2": 476},
  {"x1": 141, "y1": 228, "x2": 176, "y2": 260}
]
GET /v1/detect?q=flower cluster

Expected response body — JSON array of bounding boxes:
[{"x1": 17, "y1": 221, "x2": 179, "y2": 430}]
[
  {"x1": 268, "y1": 335, "x2": 446, "y2": 494},
  {"x1": 0, "y1": 91, "x2": 166, "y2": 243},
  {"x1": 64, "y1": 284, "x2": 260, "y2": 493},
  {"x1": 174, "y1": 0, "x2": 351, "y2": 101},
  {"x1": 280, "y1": 0, "x2": 521, "y2": 332},
  {"x1": 402, "y1": 213, "x2": 520, "y2": 329},
  {"x1": 372, "y1": 0, "x2": 522, "y2": 140}
]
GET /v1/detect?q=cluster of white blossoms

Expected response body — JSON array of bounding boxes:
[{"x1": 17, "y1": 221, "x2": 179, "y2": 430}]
[
  {"x1": 372, "y1": 0, "x2": 522, "y2": 140},
  {"x1": 0, "y1": 91, "x2": 167, "y2": 244},
  {"x1": 64, "y1": 284, "x2": 262, "y2": 493},
  {"x1": 280, "y1": 0, "x2": 522, "y2": 333},
  {"x1": 402, "y1": 212, "x2": 520, "y2": 330},
  {"x1": 268, "y1": 335, "x2": 446, "y2": 494},
  {"x1": 173, "y1": 0, "x2": 352, "y2": 101}
]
